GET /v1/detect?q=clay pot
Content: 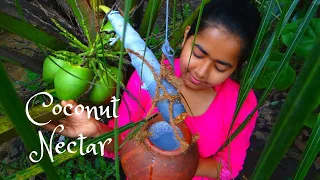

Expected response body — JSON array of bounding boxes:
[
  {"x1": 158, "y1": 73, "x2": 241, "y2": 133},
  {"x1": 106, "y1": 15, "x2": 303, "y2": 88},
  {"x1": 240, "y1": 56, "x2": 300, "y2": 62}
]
[{"x1": 120, "y1": 118, "x2": 199, "y2": 180}]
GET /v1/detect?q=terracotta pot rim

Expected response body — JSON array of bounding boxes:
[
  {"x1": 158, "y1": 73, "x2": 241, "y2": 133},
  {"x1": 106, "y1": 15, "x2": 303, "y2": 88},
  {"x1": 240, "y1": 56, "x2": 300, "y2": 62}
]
[
  {"x1": 136, "y1": 115, "x2": 194, "y2": 157},
  {"x1": 144, "y1": 135, "x2": 192, "y2": 157}
]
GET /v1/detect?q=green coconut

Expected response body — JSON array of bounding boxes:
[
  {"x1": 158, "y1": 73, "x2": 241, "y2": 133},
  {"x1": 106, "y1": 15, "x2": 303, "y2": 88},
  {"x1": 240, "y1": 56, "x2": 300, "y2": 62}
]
[
  {"x1": 42, "y1": 56, "x2": 68, "y2": 84},
  {"x1": 54, "y1": 63, "x2": 93, "y2": 100},
  {"x1": 101, "y1": 21, "x2": 114, "y2": 32},
  {"x1": 89, "y1": 66, "x2": 123, "y2": 104},
  {"x1": 100, "y1": 21, "x2": 122, "y2": 50}
]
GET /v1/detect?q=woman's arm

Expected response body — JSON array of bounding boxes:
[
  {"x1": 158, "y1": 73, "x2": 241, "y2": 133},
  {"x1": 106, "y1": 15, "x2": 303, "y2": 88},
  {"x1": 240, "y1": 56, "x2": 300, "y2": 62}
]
[{"x1": 195, "y1": 157, "x2": 221, "y2": 178}]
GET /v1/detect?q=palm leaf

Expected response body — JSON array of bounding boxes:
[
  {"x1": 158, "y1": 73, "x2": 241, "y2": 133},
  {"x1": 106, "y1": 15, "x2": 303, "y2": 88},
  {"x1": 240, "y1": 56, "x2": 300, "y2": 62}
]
[
  {"x1": 251, "y1": 18, "x2": 320, "y2": 179},
  {"x1": 294, "y1": 114, "x2": 320, "y2": 180},
  {"x1": 139, "y1": 0, "x2": 164, "y2": 38},
  {"x1": 0, "y1": 12, "x2": 67, "y2": 50},
  {"x1": 304, "y1": 111, "x2": 318, "y2": 128},
  {"x1": 0, "y1": 64, "x2": 59, "y2": 179},
  {"x1": 225, "y1": 0, "x2": 276, "y2": 149},
  {"x1": 252, "y1": 0, "x2": 316, "y2": 111},
  {"x1": 187, "y1": 0, "x2": 206, "y2": 69},
  {"x1": 0, "y1": 103, "x2": 64, "y2": 145},
  {"x1": 240, "y1": 0, "x2": 299, "y2": 94},
  {"x1": 221, "y1": 0, "x2": 300, "y2": 148},
  {"x1": 239, "y1": 0, "x2": 275, "y2": 90}
]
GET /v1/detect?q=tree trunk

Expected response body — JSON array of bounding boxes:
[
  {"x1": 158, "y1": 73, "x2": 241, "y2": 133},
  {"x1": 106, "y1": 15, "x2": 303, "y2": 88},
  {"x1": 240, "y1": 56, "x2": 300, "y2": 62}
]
[
  {"x1": 0, "y1": 47, "x2": 44, "y2": 74},
  {"x1": 0, "y1": 0, "x2": 89, "y2": 73},
  {"x1": 0, "y1": 0, "x2": 85, "y2": 44}
]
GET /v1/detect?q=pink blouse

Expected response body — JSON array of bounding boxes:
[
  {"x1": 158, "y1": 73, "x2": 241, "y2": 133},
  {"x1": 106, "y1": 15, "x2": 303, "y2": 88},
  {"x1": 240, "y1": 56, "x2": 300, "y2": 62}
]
[{"x1": 105, "y1": 58, "x2": 258, "y2": 179}]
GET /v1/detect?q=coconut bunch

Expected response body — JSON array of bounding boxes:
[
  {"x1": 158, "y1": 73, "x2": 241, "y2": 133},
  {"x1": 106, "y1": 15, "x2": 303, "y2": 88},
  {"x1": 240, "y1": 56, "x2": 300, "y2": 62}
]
[{"x1": 42, "y1": 9, "x2": 125, "y2": 104}]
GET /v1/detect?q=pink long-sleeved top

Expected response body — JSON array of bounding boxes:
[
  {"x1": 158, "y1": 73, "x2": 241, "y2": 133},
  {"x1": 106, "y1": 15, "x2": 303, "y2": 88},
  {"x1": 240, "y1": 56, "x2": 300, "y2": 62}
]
[{"x1": 105, "y1": 58, "x2": 258, "y2": 179}]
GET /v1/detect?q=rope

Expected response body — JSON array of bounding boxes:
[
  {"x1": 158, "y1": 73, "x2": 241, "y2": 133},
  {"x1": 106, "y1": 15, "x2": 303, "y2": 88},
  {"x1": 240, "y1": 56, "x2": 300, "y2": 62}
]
[{"x1": 161, "y1": 0, "x2": 175, "y2": 68}]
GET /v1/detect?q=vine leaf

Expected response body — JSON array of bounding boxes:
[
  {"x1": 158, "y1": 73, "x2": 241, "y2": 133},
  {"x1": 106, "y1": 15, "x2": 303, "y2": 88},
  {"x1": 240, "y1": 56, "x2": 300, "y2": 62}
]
[
  {"x1": 282, "y1": 18, "x2": 320, "y2": 58},
  {"x1": 254, "y1": 60, "x2": 296, "y2": 91}
]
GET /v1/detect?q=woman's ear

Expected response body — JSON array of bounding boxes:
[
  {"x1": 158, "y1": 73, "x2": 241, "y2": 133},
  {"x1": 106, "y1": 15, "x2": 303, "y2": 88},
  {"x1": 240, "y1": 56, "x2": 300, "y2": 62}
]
[{"x1": 182, "y1": 26, "x2": 191, "y2": 47}]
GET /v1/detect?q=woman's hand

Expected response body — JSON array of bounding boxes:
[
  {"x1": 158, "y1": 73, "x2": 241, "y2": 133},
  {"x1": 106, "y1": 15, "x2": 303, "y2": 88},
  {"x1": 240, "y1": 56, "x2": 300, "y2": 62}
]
[{"x1": 42, "y1": 100, "x2": 102, "y2": 138}]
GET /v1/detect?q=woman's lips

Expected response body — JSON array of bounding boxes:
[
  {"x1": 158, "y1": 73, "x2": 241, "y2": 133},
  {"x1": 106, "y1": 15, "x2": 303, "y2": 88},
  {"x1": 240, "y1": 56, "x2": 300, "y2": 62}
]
[{"x1": 190, "y1": 74, "x2": 201, "y2": 85}]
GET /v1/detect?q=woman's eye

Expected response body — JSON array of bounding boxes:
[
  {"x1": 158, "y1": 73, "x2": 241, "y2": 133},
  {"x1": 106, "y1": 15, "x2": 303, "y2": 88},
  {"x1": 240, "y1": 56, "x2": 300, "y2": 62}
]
[
  {"x1": 193, "y1": 51, "x2": 203, "y2": 59},
  {"x1": 215, "y1": 65, "x2": 226, "y2": 73}
]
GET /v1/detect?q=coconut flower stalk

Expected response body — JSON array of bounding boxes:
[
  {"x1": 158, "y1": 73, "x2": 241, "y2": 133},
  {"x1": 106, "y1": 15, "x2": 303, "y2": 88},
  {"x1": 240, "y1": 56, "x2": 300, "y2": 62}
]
[{"x1": 107, "y1": 11, "x2": 187, "y2": 150}]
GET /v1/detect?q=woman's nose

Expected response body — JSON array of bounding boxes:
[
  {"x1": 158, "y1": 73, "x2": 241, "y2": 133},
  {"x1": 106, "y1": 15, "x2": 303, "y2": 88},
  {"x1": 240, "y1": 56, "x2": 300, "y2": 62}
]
[{"x1": 195, "y1": 61, "x2": 210, "y2": 79}]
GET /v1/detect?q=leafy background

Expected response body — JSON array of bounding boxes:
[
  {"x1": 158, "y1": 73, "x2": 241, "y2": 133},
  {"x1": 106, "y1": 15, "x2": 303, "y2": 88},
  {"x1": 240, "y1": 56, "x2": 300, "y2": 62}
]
[{"x1": 0, "y1": 0, "x2": 319, "y2": 179}]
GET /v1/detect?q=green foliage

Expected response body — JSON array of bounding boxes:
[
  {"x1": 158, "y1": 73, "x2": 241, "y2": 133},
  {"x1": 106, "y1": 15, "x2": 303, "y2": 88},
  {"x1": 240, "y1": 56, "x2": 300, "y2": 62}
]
[
  {"x1": 25, "y1": 70, "x2": 42, "y2": 91},
  {"x1": 182, "y1": 4, "x2": 192, "y2": 19},
  {"x1": 1, "y1": 0, "x2": 320, "y2": 179},
  {"x1": 139, "y1": 0, "x2": 164, "y2": 38},
  {"x1": 221, "y1": 0, "x2": 320, "y2": 178},
  {"x1": 304, "y1": 111, "x2": 318, "y2": 128},
  {"x1": 6, "y1": 118, "x2": 149, "y2": 179},
  {"x1": 0, "y1": 145, "x2": 116, "y2": 179},
  {"x1": 282, "y1": 18, "x2": 320, "y2": 58},
  {"x1": 65, "y1": 0, "x2": 96, "y2": 47},
  {"x1": 0, "y1": 104, "x2": 4, "y2": 116},
  {"x1": 254, "y1": 52, "x2": 296, "y2": 90},
  {"x1": 170, "y1": 0, "x2": 211, "y2": 48},
  {"x1": 223, "y1": 0, "x2": 277, "y2": 150},
  {"x1": 57, "y1": 156, "x2": 115, "y2": 180},
  {"x1": 148, "y1": 25, "x2": 165, "y2": 59},
  {"x1": 252, "y1": 38, "x2": 320, "y2": 179},
  {"x1": 0, "y1": 152, "x2": 30, "y2": 176}
]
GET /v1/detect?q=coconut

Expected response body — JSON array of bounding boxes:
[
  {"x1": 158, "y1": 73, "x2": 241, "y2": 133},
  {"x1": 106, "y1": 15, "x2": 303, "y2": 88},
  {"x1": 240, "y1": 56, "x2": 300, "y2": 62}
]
[{"x1": 54, "y1": 63, "x2": 93, "y2": 100}]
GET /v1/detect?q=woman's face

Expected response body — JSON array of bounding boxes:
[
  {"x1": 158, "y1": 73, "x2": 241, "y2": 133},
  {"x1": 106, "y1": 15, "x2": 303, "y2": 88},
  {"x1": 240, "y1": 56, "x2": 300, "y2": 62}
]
[{"x1": 179, "y1": 26, "x2": 242, "y2": 91}]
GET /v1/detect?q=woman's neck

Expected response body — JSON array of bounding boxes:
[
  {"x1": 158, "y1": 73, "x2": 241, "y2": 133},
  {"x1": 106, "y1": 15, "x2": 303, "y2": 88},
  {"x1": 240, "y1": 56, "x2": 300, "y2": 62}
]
[{"x1": 179, "y1": 85, "x2": 217, "y2": 117}]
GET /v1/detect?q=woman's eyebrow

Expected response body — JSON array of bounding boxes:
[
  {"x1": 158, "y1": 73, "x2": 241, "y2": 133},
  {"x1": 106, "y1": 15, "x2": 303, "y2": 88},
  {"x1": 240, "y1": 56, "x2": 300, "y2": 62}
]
[
  {"x1": 194, "y1": 44, "x2": 208, "y2": 55},
  {"x1": 216, "y1": 60, "x2": 232, "y2": 67}
]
